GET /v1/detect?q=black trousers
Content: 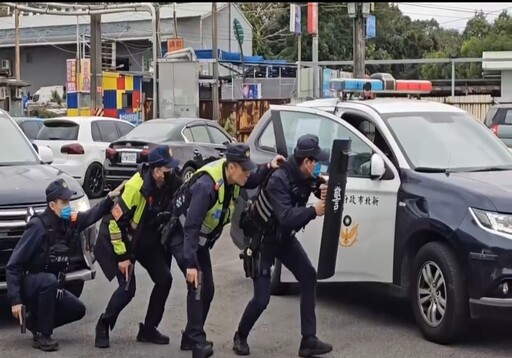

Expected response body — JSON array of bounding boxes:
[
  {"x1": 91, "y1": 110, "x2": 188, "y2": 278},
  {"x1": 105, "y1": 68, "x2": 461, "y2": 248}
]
[
  {"x1": 236, "y1": 236, "x2": 317, "y2": 338},
  {"x1": 102, "y1": 244, "x2": 173, "y2": 329},
  {"x1": 22, "y1": 272, "x2": 86, "y2": 336},
  {"x1": 168, "y1": 229, "x2": 215, "y2": 346}
]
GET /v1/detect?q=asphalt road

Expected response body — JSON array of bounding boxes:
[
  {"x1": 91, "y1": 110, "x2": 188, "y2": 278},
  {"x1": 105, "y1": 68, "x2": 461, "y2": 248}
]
[{"x1": 2, "y1": 200, "x2": 512, "y2": 357}]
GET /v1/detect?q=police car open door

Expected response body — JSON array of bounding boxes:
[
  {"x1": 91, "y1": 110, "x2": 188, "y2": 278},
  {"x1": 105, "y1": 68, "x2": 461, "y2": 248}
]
[{"x1": 265, "y1": 106, "x2": 400, "y2": 285}]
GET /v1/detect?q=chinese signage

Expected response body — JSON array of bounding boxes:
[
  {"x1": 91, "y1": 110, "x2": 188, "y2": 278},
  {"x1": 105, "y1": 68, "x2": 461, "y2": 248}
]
[
  {"x1": 66, "y1": 59, "x2": 77, "y2": 93},
  {"x1": 79, "y1": 58, "x2": 91, "y2": 93},
  {"x1": 345, "y1": 194, "x2": 379, "y2": 206},
  {"x1": 167, "y1": 37, "x2": 184, "y2": 54}
]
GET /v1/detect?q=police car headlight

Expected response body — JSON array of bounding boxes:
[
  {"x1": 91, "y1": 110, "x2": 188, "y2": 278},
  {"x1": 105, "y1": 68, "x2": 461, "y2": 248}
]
[
  {"x1": 471, "y1": 208, "x2": 512, "y2": 236},
  {"x1": 70, "y1": 196, "x2": 91, "y2": 212}
]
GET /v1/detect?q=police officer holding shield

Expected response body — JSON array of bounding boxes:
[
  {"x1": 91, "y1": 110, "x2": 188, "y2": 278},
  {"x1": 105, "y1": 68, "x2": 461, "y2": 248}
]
[
  {"x1": 165, "y1": 143, "x2": 283, "y2": 358},
  {"x1": 234, "y1": 134, "x2": 333, "y2": 357},
  {"x1": 6, "y1": 178, "x2": 115, "y2": 351}
]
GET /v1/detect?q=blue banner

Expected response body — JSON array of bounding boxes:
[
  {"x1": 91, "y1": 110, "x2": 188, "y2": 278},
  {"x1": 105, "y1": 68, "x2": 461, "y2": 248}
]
[{"x1": 366, "y1": 15, "x2": 376, "y2": 39}]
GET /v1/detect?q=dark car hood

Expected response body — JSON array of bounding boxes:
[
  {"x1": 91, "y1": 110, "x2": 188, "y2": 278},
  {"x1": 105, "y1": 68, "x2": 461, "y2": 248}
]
[
  {"x1": 0, "y1": 164, "x2": 84, "y2": 206},
  {"x1": 433, "y1": 170, "x2": 512, "y2": 213}
]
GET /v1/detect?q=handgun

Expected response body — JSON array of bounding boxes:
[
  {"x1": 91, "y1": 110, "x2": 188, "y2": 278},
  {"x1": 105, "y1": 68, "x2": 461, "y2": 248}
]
[
  {"x1": 187, "y1": 270, "x2": 202, "y2": 301},
  {"x1": 125, "y1": 264, "x2": 134, "y2": 292},
  {"x1": 20, "y1": 305, "x2": 26, "y2": 334}
]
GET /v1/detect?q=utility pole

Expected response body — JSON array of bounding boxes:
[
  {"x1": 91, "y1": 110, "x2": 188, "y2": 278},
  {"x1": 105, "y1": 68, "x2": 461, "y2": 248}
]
[
  {"x1": 90, "y1": 14, "x2": 102, "y2": 114},
  {"x1": 14, "y1": 8, "x2": 20, "y2": 80},
  {"x1": 349, "y1": 3, "x2": 370, "y2": 78},
  {"x1": 212, "y1": 2, "x2": 219, "y2": 122}
]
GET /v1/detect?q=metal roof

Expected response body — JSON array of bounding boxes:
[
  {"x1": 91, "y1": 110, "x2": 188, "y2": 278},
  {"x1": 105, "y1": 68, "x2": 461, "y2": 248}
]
[{"x1": 0, "y1": 3, "x2": 228, "y2": 30}]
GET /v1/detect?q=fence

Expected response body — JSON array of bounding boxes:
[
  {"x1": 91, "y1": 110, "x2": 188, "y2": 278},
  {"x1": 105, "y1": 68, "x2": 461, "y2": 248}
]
[
  {"x1": 415, "y1": 95, "x2": 494, "y2": 122},
  {"x1": 199, "y1": 99, "x2": 290, "y2": 142}
]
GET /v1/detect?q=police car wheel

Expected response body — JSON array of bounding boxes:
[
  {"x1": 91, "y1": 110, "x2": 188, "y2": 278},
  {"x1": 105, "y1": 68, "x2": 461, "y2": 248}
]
[
  {"x1": 270, "y1": 260, "x2": 286, "y2": 296},
  {"x1": 411, "y1": 241, "x2": 468, "y2": 344},
  {"x1": 65, "y1": 280, "x2": 85, "y2": 298}
]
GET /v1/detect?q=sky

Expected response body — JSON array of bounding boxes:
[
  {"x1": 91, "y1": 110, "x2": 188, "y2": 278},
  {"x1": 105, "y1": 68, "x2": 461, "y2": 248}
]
[{"x1": 396, "y1": 2, "x2": 512, "y2": 31}]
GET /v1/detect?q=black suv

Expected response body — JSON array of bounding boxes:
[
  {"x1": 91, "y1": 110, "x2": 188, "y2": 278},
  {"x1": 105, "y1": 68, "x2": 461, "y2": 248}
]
[{"x1": 0, "y1": 110, "x2": 96, "y2": 298}]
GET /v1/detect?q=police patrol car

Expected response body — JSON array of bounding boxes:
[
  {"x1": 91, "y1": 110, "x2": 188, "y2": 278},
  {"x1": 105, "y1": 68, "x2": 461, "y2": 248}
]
[{"x1": 231, "y1": 74, "x2": 512, "y2": 345}]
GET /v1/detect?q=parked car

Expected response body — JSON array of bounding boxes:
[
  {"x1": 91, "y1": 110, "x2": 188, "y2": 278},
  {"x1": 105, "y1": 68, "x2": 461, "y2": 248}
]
[
  {"x1": 0, "y1": 109, "x2": 96, "y2": 299},
  {"x1": 34, "y1": 116, "x2": 135, "y2": 199},
  {"x1": 232, "y1": 95, "x2": 512, "y2": 345},
  {"x1": 484, "y1": 103, "x2": 512, "y2": 147},
  {"x1": 104, "y1": 117, "x2": 233, "y2": 188},
  {"x1": 12, "y1": 117, "x2": 44, "y2": 141}
]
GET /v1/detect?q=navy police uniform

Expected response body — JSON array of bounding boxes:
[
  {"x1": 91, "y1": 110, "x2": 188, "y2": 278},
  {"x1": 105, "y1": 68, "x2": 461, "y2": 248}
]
[
  {"x1": 94, "y1": 145, "x2": 182, "y2": 349},
  {"x1": 167, "y1": 143, "x2": 273, "y2": 357},
  {"x1": 234, "y1": 134, "x2": 334, "y2": 357},
  {"x1": 6, "y1": 178, "x2": 114, "y2": 351}
]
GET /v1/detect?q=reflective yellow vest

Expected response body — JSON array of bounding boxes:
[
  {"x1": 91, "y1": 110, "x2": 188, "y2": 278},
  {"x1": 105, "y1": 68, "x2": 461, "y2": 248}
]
[
  {"x1": 194, "y1": 158, "x2": 240, "y2": 240},
  {"x1": 108, "y1": 172, "x2": 147, "y2": 257}
]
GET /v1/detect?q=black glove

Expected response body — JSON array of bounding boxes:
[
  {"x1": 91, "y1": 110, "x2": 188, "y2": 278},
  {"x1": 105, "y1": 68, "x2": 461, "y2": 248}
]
[{"x1": 155, "y1": 211, "x2": 172, "y2": 225}]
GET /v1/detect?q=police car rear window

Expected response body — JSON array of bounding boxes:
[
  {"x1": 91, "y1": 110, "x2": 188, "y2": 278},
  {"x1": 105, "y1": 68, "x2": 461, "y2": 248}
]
[{"x1": 37, "y1": 121, "x2": 79, "y2": 141}]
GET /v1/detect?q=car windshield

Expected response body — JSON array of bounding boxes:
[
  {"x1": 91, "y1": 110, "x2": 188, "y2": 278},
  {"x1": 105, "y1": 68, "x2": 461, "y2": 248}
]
[
  {"x1": 0, "y1": 114, "x2": 39, "y2": 165},
  {"x1": 37, "y1": 120, "x2": 79, "y2": 140},
  {"x1": 123, "y1": 121, "x2": 180, "y2": 141},
  {"x1": 383, "y1": 111, "x2": 512, "y2": 171}
]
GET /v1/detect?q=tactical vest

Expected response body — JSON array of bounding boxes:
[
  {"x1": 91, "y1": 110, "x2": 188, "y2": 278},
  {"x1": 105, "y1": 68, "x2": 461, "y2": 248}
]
[
  {"x1": 167, "y1": 159, "x2": 240, "y2": 248},
  {"x1": 28, "y1": 212, "x2": 74, "y2": 275}
]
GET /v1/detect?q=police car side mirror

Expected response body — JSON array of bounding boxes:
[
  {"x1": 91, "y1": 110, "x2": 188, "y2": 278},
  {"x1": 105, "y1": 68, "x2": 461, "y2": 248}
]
[
  {"x1": 38, "y1": 145, "x2": 54, "y2": 165},
  {"x1": 370, "y1": 153, "x2": 385, "y2": 180}
]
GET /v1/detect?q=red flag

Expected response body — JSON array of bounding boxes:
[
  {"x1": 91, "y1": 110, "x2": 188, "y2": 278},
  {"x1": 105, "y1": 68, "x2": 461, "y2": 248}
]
[{"x1": 307, "y1": 3, "x2": 318, "y2": 35}]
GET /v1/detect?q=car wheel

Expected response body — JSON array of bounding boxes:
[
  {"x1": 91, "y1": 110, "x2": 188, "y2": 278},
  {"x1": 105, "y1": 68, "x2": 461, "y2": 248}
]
[
  {"x1": 411, "y1": 241, "x2": 469, "y2": 344},
  {"x1": 65, "y1": 280, "x2": 85, "y2": 298},
  {"x1": 84, "y1": 162, "x2": 105, "y2": 199},
  {"x1": 181, "y1": 165, "x2": 196, "y2": 182}
]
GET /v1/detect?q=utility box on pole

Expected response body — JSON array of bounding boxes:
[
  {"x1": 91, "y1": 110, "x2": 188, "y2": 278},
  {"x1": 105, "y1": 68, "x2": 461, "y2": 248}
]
[{"x1": 157, "y1": 59, "x2": 199, "y2": 119}]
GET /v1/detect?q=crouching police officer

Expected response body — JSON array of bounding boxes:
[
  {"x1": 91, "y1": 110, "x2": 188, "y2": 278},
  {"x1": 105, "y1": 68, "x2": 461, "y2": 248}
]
[
  {"x1": 6, "y1": 178, "x2": 115, "y2": 352},
  {"x1": 234, "y1": 134, "x2": 333, "y2": 357},
  {"x1": 94, "y1": 144, "x2": 182, "y2": 349},
  {"x1": 164, "y1": 143, "x2": 283, "y2": 358}
]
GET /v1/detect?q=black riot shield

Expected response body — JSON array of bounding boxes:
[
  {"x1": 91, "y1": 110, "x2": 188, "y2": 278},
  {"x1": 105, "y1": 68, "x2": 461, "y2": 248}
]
[{"x1": 317, "y1": 138, "x2": 351, "y2": 280}]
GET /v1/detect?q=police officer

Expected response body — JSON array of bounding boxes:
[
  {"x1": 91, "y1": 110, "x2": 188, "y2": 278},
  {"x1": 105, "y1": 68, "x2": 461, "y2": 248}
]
[
  {"x1": 233, "y1": 134, "x2": 333, "y2": 357},
  {"x1": 166, "y1": 143, "x2": 283, "y2": 358},
  {"x1": 6, "y1": 178, "x2": 115, "y2": 352},
  {"x1": 94, "y1": 144, "x2": 182, "y2": 349}
]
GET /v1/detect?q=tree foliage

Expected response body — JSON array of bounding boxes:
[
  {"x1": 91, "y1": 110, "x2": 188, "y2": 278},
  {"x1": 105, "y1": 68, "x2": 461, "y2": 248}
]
[{"x1": 240, "y1": 3, "x2": 512, "y2": 79}]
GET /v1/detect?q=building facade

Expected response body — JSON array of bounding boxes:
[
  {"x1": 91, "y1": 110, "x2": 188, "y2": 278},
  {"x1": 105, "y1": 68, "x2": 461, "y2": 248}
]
[{"x1": 0, "y1": 3, "x2": 253, "y2": 93}]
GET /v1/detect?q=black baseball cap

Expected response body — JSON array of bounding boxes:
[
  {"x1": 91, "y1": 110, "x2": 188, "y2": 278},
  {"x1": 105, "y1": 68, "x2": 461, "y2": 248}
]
[
  {"x1": 148, "y1": 145, "x2": 180, "y2": 169},
  {"x1": 46, "y1": 178, "x2": 76, "y2": 202},
  {"x1": 294, "y1": 134, "x2": 329, "y2": 162},
  {"x1": 226, "y1": 143, "x2": 257, "y2": 171}
]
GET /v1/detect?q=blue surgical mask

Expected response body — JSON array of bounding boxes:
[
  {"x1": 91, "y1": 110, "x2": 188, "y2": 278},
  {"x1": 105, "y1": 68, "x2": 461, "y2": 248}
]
[
  {"x1": 312, "y1": 162, "x2": 321, "y2": 179},
  {"x1": 59, "y1": 205, "x2": 72, "y2": 220}
]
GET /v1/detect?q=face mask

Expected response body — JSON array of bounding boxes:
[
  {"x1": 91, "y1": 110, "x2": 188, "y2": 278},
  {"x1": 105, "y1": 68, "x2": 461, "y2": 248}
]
[
  {"x1": 310, "y1": 162, "x2": 321, "y2": 179},
  {"x1": 59, "y1": 205, "x2": 72, "y2": 220},
  {"x1": 163, "y1": 170, "x2": 173, "y2": 184}
]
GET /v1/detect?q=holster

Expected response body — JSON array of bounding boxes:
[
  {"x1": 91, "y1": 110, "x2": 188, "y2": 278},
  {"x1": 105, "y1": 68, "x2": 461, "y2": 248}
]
[{"x1": 239, "y1": 246, "x2": 262, "y2": 279}]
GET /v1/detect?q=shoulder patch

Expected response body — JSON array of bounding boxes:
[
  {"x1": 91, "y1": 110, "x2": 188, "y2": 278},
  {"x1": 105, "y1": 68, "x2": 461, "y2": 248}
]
[
  {"x1": 70, "y1": 212, "x2": 78, "y2": 223},
  {"x1": 111, "y1": 203, "x2": 123, "y2": 221},
  {"x1": 214, "y1": 178, "x2": 224, "y2": 191}
]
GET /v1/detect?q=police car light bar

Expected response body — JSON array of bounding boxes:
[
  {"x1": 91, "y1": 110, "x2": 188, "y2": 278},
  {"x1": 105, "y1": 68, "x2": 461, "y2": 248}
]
[{"x1": 328, "y1": 74, "x2": 432, "y2": 95}]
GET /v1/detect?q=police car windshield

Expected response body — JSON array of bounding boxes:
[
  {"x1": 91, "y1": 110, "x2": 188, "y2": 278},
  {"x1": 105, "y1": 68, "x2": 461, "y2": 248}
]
[
  {"x1": 383, "y1": 111, "x2": 512, "y2": 171},
  {"x1": 0, "y1": 114, "x2": 40, "y2": 166}
]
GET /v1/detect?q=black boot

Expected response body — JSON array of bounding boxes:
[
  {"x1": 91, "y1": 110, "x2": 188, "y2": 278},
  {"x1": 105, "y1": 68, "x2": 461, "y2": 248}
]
[
  {"x1": 95, "y1": 314, "x2": 110, "y2": 349},
  {"x1": 233, "y1": 331, "x2": 250, "y2": 356},
  {"x1": 192, "y1": 342, "x2": 214, "y2": 358},
  {"x1": 136, "y1": 322, "x2": 170, "y2": 345},
  {"x1": 32, "y1": 333, "x2": 59, "y2": 352},
  {"x1": 298, "y1": 336, "x2": 333, "y2": 357},
  {"x1": 180, "y1": 330, "x2": 213, "y2": 351}
]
